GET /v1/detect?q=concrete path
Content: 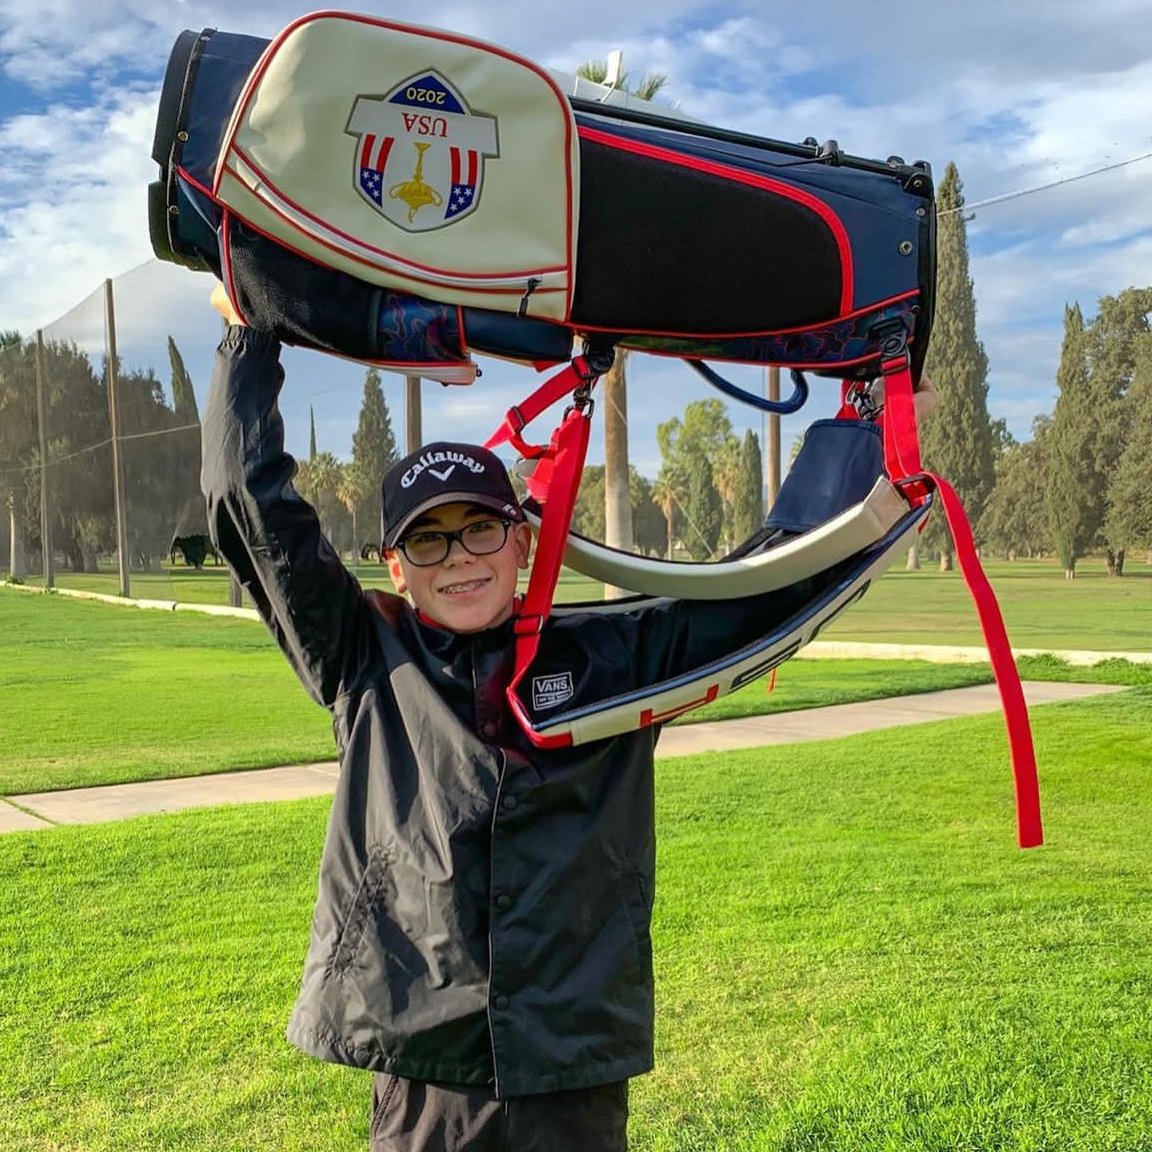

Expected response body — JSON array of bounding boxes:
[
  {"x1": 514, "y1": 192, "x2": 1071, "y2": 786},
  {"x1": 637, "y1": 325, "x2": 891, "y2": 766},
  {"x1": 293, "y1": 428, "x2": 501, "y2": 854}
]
[{"x1": 0, "y1": 681, "x2": 1123, "y2": 834}]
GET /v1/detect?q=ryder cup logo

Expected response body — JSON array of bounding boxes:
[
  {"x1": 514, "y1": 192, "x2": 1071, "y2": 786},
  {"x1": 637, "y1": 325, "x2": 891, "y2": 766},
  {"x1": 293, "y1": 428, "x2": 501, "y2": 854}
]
[{"x1": 346, "y1": 72, "x2": 500, "y2": 232}]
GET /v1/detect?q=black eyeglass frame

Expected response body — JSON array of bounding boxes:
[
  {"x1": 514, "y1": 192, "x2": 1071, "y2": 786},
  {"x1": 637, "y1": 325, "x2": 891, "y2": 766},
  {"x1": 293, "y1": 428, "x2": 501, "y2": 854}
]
[{"x1": 394, "y1": 518, "x2": 513, "y2": 566}]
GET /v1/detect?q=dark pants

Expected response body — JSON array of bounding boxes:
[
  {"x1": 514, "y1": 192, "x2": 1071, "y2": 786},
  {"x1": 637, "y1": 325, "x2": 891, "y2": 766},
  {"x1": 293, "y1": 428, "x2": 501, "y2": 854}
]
[{"x1": 369, "y1": 1074, "x2": 629, "y2": 1152}]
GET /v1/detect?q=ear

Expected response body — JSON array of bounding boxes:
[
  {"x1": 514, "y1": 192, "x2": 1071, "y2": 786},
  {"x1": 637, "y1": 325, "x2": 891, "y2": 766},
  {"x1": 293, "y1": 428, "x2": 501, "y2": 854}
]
[
  {"x1": 384, "y1": 549, "x2": 408, "y2": 594},
  {"x1": 512, "y1": 522, "x2": 532, "y2": 570}
]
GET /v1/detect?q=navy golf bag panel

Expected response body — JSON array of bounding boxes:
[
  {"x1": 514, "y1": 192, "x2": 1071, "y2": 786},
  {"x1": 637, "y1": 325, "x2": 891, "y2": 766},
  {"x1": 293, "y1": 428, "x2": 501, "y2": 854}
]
[{"x1": 149, "y1": 16, "x2": 935, "y2": 382}]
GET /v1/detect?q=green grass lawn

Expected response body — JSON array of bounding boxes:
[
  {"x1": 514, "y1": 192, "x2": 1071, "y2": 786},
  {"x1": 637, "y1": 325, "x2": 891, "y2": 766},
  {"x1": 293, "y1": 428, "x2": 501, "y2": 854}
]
[
  {"x1": 2, "y1": 692, "x2": 1150, "y2": 1151},
  {"x1": 21, "y1": 551, "x2": 1152, "y2": 650},
  {"x1": 5, "y1": 587, "x2": 1152, "y2": 796}
]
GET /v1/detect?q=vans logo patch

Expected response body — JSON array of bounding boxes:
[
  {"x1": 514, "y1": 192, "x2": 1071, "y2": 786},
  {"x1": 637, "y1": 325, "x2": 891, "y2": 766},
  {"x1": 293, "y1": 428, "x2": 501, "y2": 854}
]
[{"x1": 532, "y1": 671, "x2": 574, "y2": 711}]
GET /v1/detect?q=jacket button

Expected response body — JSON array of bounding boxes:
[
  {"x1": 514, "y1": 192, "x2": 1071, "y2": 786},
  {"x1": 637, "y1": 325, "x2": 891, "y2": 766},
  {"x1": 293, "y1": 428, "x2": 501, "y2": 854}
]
[
  {"x1": 493, "y1": 994, "x2": 509, "y2": 1010},
  {"x1": 495, "y1": 893, "x2": 512, "y2": 911},
  {"x1": 501, "y1": 794, "x2": 518, "y2": 811}
]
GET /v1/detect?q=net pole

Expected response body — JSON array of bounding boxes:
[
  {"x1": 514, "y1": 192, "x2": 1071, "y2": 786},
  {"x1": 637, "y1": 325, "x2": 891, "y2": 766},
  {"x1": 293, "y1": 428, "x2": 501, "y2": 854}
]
[
  {"x1": 104, "y1": 279, "x2": 131, "y2": 598},
  {"x1": 35, "y1": 330, "x2": 54, "y2": 589}
]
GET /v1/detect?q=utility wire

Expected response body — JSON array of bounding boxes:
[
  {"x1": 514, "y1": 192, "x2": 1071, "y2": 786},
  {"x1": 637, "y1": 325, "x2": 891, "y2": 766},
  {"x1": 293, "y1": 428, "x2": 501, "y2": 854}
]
[{"x1": 938, "y1": 149, "x2": 1152, "y2": 216}]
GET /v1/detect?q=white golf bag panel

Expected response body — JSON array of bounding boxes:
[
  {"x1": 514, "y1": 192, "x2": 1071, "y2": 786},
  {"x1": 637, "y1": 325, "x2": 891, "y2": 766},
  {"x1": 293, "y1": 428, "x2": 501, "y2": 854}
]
[
  {"x1": 214, "y1": 11, "x2": 578, "y2": 320},
  {"x1": 525, "y1": 475, "x2": 908, "y2": 600}
]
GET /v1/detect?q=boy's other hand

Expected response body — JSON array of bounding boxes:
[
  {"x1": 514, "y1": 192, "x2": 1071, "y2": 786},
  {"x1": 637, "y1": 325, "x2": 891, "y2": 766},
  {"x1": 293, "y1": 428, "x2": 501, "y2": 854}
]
[
  {"x1": 210, "y1": 281, "x2": 246, "y2": 327},
  {"x1": 914, "y1": 375, "x2": 938, "y2": 423}
]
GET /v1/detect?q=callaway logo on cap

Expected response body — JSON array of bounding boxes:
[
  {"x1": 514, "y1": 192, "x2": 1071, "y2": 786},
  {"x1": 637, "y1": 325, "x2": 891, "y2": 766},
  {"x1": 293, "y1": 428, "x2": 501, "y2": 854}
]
[{"x1": 381, "y1": 441, "x2": 524, "y2": 548}]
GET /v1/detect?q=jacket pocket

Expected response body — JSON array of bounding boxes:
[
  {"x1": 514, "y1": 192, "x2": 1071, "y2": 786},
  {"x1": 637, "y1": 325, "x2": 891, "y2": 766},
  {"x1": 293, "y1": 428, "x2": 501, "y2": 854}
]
[
  {"x1": 329, "y1": 845, "x2": 394, "y2": 980},
  {"x1": 615, "y1": 865, "x2": 655, "y2": 988}
]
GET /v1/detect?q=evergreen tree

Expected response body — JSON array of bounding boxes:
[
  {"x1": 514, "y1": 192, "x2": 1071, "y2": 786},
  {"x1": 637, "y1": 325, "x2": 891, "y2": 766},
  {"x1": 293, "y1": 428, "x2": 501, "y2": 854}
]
[
  {"x1": 980, "y1": 416, "x2": 1052, "y2": 560},
  {"x1": 1046, "y1": 303, "x2": 1103, "y2": 577},
  {"x1": 1083, "y1": 287, "x2": 1152, "y2": 574},
  {"x1": 1105, "y1": 331, "x2": 1152, "y2": 560},
  {"x1": 733, "y1": 429, "x2": 764, "y2": 545},
  {"x1": 572, "y1": 464, "x2": 607, "y2": 543},
  {"x1": 348, "y1": 368, "x2": 399, "y2": 547},
  {"x1": 168, "y1": 337, "x2": 200, "y2": 424},
  {"x1": 919, "y1": 162, "x2": 996, "y2": 569},
  {"x1": 309, "y1": 406, "x2": 318, "y2": 461},
  {"x1": 684, "y1": 453, "x2": 722, "y2": 560},
  {"x1": 166, "y1": 336, "x2": 203, "y2": 544}
]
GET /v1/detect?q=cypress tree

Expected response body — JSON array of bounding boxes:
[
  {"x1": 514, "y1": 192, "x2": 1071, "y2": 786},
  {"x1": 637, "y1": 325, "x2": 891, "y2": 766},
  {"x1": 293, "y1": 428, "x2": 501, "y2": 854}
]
[
  {"x1": 684, "y1": 453, "x2": 722, "y2": 560},
  {"x1": 919, "y1": 162, "x2": 996, "y2": 569},
  {"x1": 1084, "y1": 287, "x2": 1152, "y2": 574},
  {"x1": 733, "y1": 429, "x2": 764, "y2": 544},
  {"x1": 1045, "y1": 304, "x2": 1095, "y2": 577},
  {"x1": 1104, "y1": 330, "x2": 1152, "y2": 563},
  {"x1": 349, "y1": 368, "x2": 399, "y2": 541}
]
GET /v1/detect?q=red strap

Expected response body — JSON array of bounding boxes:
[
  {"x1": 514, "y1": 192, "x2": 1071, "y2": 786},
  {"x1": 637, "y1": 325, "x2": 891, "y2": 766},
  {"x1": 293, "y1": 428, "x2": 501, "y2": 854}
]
[
  {"x1": 485, "y1": 357, "x2": 596, "y2": 460},
  {"x1": 878, "y1": 353, "x2": 1042, "y2": 847},
  {"x1": 484, "y1": 354, "x2": 608, "y2": 749},
  {"x1": 878, "y1": 354, "x2": 932, "y2": 505},
  {"x1": 505, "y1": 404, "x2": 592, "y2": 749},
  {"x1": 928, "y1": 474, "x2": 1043, "y2": 848}
]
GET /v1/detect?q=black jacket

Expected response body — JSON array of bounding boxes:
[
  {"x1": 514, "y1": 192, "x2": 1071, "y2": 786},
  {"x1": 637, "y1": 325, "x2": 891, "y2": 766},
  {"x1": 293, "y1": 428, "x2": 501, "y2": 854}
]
[{"x1": 202, "y1": 327, "x2": 804, "y2": 1096}]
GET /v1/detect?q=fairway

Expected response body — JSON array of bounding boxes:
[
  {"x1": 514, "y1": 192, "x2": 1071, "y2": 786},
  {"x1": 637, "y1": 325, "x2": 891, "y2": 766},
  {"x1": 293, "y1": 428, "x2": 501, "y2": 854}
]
[
  {"x1": 4, "y1": 585, "x2": 1152, "y2": 796},
  {"x1": 2, "y1": 693, "x2": 1150, "y2": 1151},
  {"x1": 18, "y1": 551, "x2": 1152, "y2": 651}
]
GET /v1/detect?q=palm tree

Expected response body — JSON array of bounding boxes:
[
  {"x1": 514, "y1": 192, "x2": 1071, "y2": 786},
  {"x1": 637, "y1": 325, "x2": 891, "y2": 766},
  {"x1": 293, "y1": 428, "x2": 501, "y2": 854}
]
[{"x1": 575, "y1": 58, "x2": 668, "y2": 594}]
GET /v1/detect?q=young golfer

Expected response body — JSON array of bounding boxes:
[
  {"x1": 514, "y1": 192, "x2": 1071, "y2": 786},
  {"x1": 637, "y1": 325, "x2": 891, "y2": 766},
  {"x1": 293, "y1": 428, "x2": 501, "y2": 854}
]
[{"x1": 202, "y1": 285, "x2": 932, "y2": 1150}]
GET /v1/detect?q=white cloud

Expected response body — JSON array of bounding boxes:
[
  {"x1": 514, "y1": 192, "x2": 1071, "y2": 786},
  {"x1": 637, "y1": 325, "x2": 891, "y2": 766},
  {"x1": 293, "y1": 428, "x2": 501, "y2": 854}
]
[{"x1": 1, "y1": 0, "x2": 1151, "y2": 464}]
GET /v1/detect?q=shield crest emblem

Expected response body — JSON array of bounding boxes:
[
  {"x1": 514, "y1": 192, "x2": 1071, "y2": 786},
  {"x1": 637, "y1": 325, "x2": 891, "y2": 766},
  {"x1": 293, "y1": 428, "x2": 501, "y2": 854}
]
[{"x1": 346, "y1": 71, "x2": 500, "y2": 232}]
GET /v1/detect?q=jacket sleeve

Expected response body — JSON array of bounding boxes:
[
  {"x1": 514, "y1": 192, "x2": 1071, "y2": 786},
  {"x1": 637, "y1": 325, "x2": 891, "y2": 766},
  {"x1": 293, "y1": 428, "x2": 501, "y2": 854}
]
[{"x1": 200, "y1": 326, "x2": 373, "y2": 707}]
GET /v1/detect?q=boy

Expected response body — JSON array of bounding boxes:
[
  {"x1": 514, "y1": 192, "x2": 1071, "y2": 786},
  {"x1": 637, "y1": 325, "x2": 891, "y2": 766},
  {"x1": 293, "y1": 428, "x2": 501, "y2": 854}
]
[{"x1": 202, "y1": 291, "x2": 929, "y2": 1150}]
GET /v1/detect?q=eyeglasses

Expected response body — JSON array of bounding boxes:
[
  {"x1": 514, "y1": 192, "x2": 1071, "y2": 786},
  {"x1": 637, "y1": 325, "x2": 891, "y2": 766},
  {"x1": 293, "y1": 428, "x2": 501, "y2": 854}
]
[{"x1": 396, "y1": 518, "x2": 513, "y2": 566}]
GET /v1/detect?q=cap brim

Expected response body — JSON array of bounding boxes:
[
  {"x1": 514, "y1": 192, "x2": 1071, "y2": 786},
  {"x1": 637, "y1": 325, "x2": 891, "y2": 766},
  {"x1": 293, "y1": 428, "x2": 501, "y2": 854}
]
[{"x1": 384, "y1": 493, "x2": 525, "y2": 549}]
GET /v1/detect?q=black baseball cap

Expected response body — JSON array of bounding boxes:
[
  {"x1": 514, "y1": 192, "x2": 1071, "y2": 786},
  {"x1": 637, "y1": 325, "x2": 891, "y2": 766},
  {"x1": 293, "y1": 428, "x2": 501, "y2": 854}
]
[{"x1": 381, "y1": 441, "x2": 525, "y2": 549}]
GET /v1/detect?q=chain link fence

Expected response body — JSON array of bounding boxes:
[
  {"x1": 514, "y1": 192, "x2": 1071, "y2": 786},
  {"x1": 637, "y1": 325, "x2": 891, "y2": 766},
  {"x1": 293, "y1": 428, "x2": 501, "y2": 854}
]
[{"x1": 0, "y1": 260, "x2": 435, "y2": 607}]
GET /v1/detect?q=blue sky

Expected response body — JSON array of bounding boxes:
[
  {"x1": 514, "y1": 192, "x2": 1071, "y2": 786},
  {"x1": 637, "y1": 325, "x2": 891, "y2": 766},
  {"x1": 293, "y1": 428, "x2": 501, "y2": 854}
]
[{"x1": 2, "y1": 0, "x2": 1150, "y2": 477}]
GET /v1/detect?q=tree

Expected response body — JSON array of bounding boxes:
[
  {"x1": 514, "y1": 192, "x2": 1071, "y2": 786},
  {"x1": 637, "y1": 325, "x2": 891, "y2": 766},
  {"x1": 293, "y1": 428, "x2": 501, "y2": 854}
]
[
  {"x1": 1105, "y1": 331, "x2": 1152, "y2": 560},
  {"x1": 348, "y1": 368, "x2": 399, "y2": 549},
  {"x1": 115, "y1": 362, "x2": 189, "y2": 568},
  {"x1": 575, "y1": 59, "x2": 668, "y2": 583},
  {"x1": 732, "y1": 430, "x2": 764, "y2": 546},
  {"x1": 1083, "y1": 287, "x2": 1152, "y2": 574},
  {"x1": 573, "y1": 465, "x2": 664, "y2": 560},
  {"x1": 167, "y1": 336, "x2": 203, "y2": 517},
  {"x1": 918, "y1": 162, "x2": 997, "y2": 569},
  {"x1": 573, "y1": 464, "x2": 607, "y2": 543},
  {"x1": 296, "y1": 451, "x2": 350, "y2": 554},
  {"x1": 651, "y1": 472, "x2": 678, "y2": 560},
  {"x1": 980, "y1": 416, "x2": 1052, "y2": 560},
  {"x1": 683, "y1": 453, "x2": 722, "y2": 560},
  {"x1": 1046, "y1": 303, "x2": 1102, "y2": 577},
  {"x1": 656, "y1": 398, "x2": 739, "y2": 559}
]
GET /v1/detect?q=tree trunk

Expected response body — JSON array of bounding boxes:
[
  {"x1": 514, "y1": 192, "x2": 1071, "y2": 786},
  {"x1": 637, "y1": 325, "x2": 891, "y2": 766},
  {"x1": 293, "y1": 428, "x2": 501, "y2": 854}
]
[
  {"x1": 1106, "y1": 548, "x2": 1125, "y2": 577},
  {"x1": 938, "y1": 549, "x2": 953, "y2": 572},
  {"x1": 602, "y1": 354, "x2": 633, "y2": 599},
  {"x1": 7, "y1": 495, "x2": 26, "y2": 581},
  {"x1": 905, "y1": 543, "x2": 921, "y2": 571}
]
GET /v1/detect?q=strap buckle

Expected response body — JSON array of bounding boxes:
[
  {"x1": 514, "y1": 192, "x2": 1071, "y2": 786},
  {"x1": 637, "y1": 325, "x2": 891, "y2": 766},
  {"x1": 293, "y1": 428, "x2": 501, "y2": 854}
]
[{"x1": 513, "y1": 612, "x2": 546, "y2": 637}]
